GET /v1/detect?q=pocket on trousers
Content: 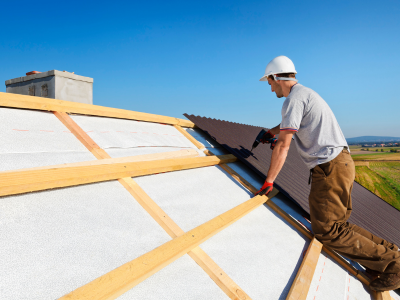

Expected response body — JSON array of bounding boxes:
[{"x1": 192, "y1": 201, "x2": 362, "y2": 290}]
[{"x1": 309, "y1": 170, "x2": 331, "y2": 223}]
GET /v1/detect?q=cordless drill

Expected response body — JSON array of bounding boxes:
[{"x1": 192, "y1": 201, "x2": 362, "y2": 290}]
[{"x1": 251, "y1": 129, "x2": 277, "y2": 151}]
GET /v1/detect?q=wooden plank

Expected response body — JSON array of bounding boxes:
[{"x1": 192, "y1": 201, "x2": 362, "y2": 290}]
[
  {"x1": 203, "y1": 149, "x2": 372, "y2": 286},
  {"x1": 118, "y1": 177, "x2": 251, "y2": 300},
  {"x1": 286, "y1": 238, "x2": 323, "y2": 300},
  {"x1": 372, "y1": 291, "x2": 394, "y2": 300},
  {"x1": 173, "y1": 125, "x2": 205, "y2": 149},
  {"x1": 0, "y1": 154, "x2": 237, "y2": 197},
  {"x1": 0, "y1": 149, "x2": 199, "y2": 173},
  {"x1": 53, "y1": 111, "x2": 109, "y2": 159},
  {"x1": 59, "y1": 190, "x2": 278, "y2": 300},
  {"x1": 55, "y1": 111, "x2": 251, "y2": 300},
  {"x1": 0, "y1": 92, "x2": 194, "y2": 127}
]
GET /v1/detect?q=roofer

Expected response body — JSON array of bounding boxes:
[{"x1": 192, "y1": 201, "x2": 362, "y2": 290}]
[{"x1": 257, "y1": 55, "x2": 400, "y2": 292}]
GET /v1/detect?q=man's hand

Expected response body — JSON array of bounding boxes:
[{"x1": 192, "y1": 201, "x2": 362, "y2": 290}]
[
  {"x1": 255, "y1": 181, "x2": 274, "y2": 196},
  {"x1": 261, "y1": 130, "x2": 278, "y2": 150},
  {"x1": 260, "y1": 130, "x2": 275, "y2": 143}
]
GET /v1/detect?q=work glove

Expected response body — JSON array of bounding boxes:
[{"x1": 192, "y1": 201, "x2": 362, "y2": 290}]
[
  {"x1": 255, "y1": 181, "x2": 274, "y2": 196},
  {"x1": 261, "y1": 130, "x2": 278, "y2": 150},
  {"x1": 260, "y1": 130, "x2": 275, "y2": 143}
]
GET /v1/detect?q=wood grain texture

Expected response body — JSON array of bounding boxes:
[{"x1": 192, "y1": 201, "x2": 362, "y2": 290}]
[
  {"x1": 173, "y1": 125, "x2": 205, "y2": 149},
  {"x1": 59, "y1": 191, "x2": 278, "y2": 300},
  {"x1": 372, "y1": 291, "x2": 394, "y2": 300},
  {"x1": 0, "y1": 149, "x2": 199, "y2": 173},
  {"x1": 286, "y1": 238, "x2": 323, "y2": 300},
  {"x1": 0, "y1": 155, "x2": 237, "y2": 197},
  {"x1": 55, "y1": 111, "x2": 250, "y2": 300},
  {"x1": 0, "y1": 92, "x2": 194, "y2": 127}
]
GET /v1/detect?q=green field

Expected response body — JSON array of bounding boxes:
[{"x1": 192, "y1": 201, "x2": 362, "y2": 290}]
[
  {"x1": 355, "y1": 162, "x2": 400, "y2": 210},
  {"x1": 351, "y1": 152, "x2": 400, "y2": 161},
  {"x1": 349, "y1": 145, "x2": 400, "y2": 152}
]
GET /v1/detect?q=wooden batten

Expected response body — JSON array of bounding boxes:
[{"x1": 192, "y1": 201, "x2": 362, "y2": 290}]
[
  {"x1": 286, "y1": 238, "x2": 323, "y2": 300},
  {"x1": 59, "y1": 192, "x2": 278, "y2": 300},
  {"x1": 0, "y1": 154, "x2": 237, "y2": 197},
  {"x1": 173, "y1": 125, "x2": 205, "y2": 150},
  {"x1": 372, "y1": 291, "x2": 394, "y2": 300},
  {"x1": 0, "y1": 149, "x2": 199, "y2": 173},
  {"x1": 0, "y1": 92, "x2": 194, "y2": 127}
]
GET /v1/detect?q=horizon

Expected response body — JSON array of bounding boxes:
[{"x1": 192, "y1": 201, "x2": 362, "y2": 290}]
[{"x1": 1, "y1": 0, "x2": 399, "y2": 138}]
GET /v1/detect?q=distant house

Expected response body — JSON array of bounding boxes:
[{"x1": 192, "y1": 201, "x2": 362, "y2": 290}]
[
  {"x1": 372, "y1": 144, "x2": 377, "y2": 147},
  {"x1": 380, "y1": 144, "x2": 385, "y2": 147}
]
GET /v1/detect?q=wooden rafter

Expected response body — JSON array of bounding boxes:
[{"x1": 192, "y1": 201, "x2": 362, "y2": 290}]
[
  {"x1": 59, "y1": 191, "x2": 278, "y2": 300},
  {"x1": 54, "y1": 112, "x2": 251, "y2": 300},
  {"x1": 0, "y1": 154, "x2": 236, "y2": 197},
  {"x1": 286, "y1": 238, "x2": 323, "y2": 300},
  {"x1": 173, "y1": 125, "x2": 205, "y2": 150},
  {"x1": 0, "y1": 92, "x2": 194, "y2": 127},
  {"x1": 372, "y1": 291, "x2": 395, "y2": 300}
]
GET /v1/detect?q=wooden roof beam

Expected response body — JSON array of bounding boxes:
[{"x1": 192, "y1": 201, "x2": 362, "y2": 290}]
[
  {"x1": 286, "y1": 237, "x2": 323, "y2": 300},
  {"x1": 0, "y1": 154, "x2": 236, "y2": 197},
  {"x1": 0, "y1": 92, "x2": 194, "y2": 127}
]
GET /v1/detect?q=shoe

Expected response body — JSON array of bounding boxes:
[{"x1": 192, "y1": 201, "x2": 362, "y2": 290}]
[
  {"x1": 365, "y1": 267, "x2": 383, "y2": 279},
  {"x1": 370, "y1": 272, "x2": 400, "y2": 291}
]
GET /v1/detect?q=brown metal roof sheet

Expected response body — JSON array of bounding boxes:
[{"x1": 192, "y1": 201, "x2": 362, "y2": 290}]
[{"x1": 184, "y1": 114, "x2": 400, "y2": 247}]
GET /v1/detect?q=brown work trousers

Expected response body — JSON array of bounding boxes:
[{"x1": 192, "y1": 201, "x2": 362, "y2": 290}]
[{"x1": 309, "y1": 149, "x2": 400, "y2": 273}]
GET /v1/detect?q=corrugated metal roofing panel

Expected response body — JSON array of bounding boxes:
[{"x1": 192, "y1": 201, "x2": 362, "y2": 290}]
[{"x1": 184, "y1": 114, "x2": 400, "y2": 247}]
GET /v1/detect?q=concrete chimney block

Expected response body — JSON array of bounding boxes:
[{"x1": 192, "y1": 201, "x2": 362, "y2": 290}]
[{"x1": 5, "y1": 70, "x2": 93, "y2": 104}]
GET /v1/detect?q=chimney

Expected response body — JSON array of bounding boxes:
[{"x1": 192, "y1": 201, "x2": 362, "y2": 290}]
[{"x1": 5, "y1": 70, "x2": 93, "y2": 105}]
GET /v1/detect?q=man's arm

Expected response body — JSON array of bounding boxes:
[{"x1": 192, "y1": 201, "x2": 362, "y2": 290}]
[
  {"x1": 266, "y1": 130, "x2": 295, "y2": 182},
  {"x1": 269, "y1": 124, "x2": 281, "y2": 135}
]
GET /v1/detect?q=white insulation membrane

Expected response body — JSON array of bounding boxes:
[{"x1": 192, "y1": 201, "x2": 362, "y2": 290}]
[
  {"x1": 0, "y1": 182, "x2": 171, "y2": 299},
  {"x1": 0, "y1": 107, "x2": 95, "y2": 171},
  {"x1": 70, "y1": 115, "x2": 204, "y2": 155}
]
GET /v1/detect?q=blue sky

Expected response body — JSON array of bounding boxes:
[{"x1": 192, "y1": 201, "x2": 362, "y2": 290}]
[{"x1": 1, "y1": 0, "x2": 399, "y2": 138}]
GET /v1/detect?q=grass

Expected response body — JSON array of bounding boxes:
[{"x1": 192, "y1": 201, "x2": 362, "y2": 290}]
[
  {"x1": 351, "y1": 152, "x2": 400, "y2": 161},
  {"x1": 354, "y1": 162, "x2": 400, "y2": 211},
  {"x1": 349, "y1": 145, "x2": 400, "y2": 151}
]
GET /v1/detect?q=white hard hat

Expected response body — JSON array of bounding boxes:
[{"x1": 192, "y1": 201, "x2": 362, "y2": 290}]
[{"x1": 260, "y1": 56, "x2": 297, "y2": 82}]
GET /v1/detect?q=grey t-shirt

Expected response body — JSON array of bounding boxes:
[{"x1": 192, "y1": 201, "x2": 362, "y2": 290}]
[{"x1": 281, "y1": 84, "x2": 348, "y2": 169}]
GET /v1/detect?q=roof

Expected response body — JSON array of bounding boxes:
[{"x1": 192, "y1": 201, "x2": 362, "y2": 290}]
[
  {"x1": 184, "y1": 114, "x2": 400, "y2": 249},
  {"x1": 0, "y1": 91, "x2": 398, "y2": 299}
]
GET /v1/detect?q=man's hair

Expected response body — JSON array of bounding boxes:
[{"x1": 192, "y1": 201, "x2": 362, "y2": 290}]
[{"x1": 268, "y1": 73, "x2": 296, "y2": 80}]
